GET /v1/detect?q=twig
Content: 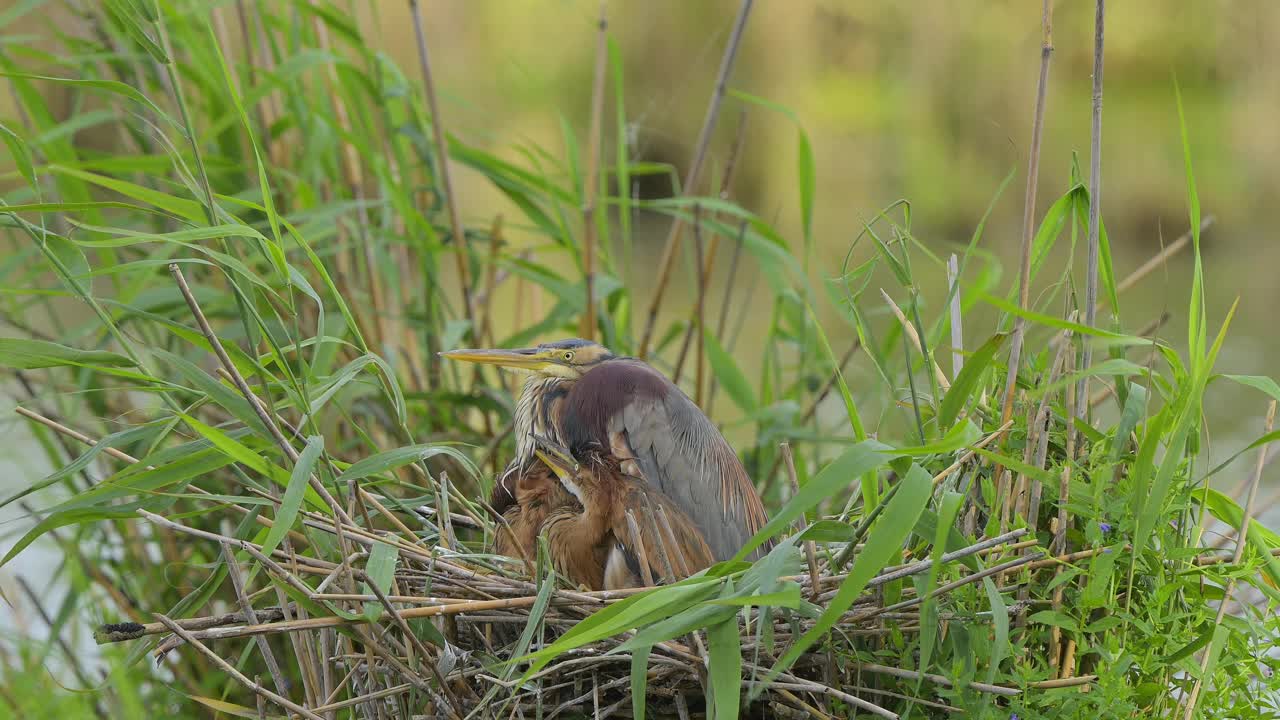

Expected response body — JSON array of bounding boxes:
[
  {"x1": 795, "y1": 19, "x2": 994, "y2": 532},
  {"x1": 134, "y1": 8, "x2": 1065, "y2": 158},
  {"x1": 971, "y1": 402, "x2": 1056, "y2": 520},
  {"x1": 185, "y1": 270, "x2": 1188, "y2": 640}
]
[
  {"x1": 998, "y1": 0, "x2": 1054, "y2": 527},
  {"x1": 746, "y1": 672, "x2": 897, "y2": 719},
  {"x1": 853, "y1": 663, "x2": 1019, "y2": 697},
  {"x1": 222, "y1": 544, "x2": 290, "y2": 696},
  {"x1": 637, "y1": 0, "x2": 755, "y2": 358},
  {"x1": 361, "y1": 570, "x2": 464, "y2": 719},
  {"x1": 154, "y1": 614, "x2": 325, "y2": 720},
  {"x1": 932, "y1": 420, "x2": 1015, "y2": 488}
]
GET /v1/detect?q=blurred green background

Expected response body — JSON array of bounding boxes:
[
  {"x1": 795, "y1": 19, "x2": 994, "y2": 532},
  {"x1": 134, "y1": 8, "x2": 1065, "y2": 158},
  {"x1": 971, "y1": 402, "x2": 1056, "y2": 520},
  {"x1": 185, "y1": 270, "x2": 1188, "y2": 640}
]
[
  {"x1": 390, "y1": 1, "x2": 1277, "y2": 460},
  {"x1": 3, "y1": 0, "x2": 1276, "y2": 497},
  {"x1": 5, "y1": 1, "x2": 1278, "y2": 425},
  {"x1": 362, "y1": 1, "x2": 1277, "y2": 443}
]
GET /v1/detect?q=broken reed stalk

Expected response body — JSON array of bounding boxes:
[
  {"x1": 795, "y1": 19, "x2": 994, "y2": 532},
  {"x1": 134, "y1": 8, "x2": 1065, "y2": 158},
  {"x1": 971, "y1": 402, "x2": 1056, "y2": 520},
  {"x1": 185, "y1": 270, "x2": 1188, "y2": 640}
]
[
  {"x1": 881, "y1": 288, "x2": 950, "y2": 391},
  {"x1": 998, "y1": 0, "x2": 1054, "y2": 524},
  {"x1": 1012, "y1": 322, "x2": 1073, "y2": 526},
  {"x1": 1076, "y1": 0, "x2": 1106, "y2": 420},
  {"x1": 409, "y1": 0, "x2": 476, "y2": 335},
  {"x1": 1181, "y1": 399, "x2": 1276, "y2": 719},
  {"x1": 1050, "y1": 370, "x2": 1075, "y2": 680},
  {"x1": 580, "y1": 1, "x2": 608, "y2": 341},
  {"x1": 637, "y1": 0, "x2": 754, "y2": 358}
]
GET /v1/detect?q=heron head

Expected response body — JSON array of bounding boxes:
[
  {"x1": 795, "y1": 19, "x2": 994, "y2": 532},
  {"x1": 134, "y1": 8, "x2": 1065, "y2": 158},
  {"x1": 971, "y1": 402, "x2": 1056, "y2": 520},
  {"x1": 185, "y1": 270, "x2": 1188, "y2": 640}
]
[
  {"x1": 440, "y1": 338, "x2": 614, "y2": 379},
  {"x1": 530, "y1": 433, "x2": 588, "y2": 502}
]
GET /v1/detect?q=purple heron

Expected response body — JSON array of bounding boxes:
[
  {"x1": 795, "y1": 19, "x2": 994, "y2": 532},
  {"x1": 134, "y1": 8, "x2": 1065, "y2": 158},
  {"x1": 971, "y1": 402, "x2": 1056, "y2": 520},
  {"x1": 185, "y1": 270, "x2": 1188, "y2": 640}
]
[
  {"x1": 441, "y1": 338, "x2": 770, "y2": 562},
  {"x1": 532, "y1": 435, "x2": 715, "y2": 590}
]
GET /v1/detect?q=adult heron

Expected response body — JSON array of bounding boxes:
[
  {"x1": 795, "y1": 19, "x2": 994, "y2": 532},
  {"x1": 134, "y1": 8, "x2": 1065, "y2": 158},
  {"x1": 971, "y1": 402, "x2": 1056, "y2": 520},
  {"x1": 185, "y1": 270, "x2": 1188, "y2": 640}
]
[{"x1": 441, "y1": 338, "x2": 769, "y2": 562}]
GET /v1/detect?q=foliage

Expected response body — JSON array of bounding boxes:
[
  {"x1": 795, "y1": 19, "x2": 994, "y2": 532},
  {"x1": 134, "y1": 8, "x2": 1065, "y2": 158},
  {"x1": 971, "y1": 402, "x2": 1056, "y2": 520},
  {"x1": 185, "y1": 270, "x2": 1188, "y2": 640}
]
[{"x1": 0, "y1": 1, "x2": 1277, "y2": 718}]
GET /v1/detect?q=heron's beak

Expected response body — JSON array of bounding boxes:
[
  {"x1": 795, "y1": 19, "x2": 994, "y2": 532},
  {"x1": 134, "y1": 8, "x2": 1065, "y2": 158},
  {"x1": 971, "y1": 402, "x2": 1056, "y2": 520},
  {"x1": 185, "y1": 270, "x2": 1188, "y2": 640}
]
[
  {"x1": 531, "y1": 435, "x2": 577, "y2": 481},
  {"x1": 439, "y1": 346, "x2": 552, "y2": 372}
]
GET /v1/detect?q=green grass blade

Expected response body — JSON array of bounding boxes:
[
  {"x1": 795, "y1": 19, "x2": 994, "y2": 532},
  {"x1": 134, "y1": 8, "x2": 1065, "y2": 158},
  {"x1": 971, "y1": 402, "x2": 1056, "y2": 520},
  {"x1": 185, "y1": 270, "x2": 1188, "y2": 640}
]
[
  {"x1": 937, "y1": 332, "x2": 1007, "y2": 429},
  {"x1": 762, "y1": 463, "x2": 932, "y2": 688},
  {"x1": 261, "y1": 435, "x2": 324, "y2": 556},
  {"x1": 733, "y1": 440, "x2": 891, "y2": 562},
  {"x1": 707, "y1": 616, "x2": 742, "y2": 720},
  {"x1": 361, "y1": 541, "x2": 399, "y2": 620}
]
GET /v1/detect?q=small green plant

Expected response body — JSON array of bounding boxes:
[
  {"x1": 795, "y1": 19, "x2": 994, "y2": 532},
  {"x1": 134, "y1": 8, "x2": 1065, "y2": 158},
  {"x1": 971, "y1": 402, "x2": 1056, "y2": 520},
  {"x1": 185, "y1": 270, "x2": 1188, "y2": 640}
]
[{"x1": 0, "y1": 1, "x2": 1276, "y2": 718}]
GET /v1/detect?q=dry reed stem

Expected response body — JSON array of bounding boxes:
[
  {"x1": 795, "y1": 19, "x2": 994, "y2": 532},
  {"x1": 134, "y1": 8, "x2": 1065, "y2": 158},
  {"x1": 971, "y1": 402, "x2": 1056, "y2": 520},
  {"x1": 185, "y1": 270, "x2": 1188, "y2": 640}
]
[
  {"x1": 1110, "y1": 217, "x2": 1213, "y2": 305},
  {"x1": 932, "y1": 420, "x2": 1014, "y2": 488},
  {"x1": 1077, "y1": 0, "x2": 1106, "y2": 421},
  {"x1": 1014, "y1": 321, "x2": 1073, "y2": 525},
  {"x1": 947, "y1": 254, "x2": 964, "y2": 380},
  {"x1": 154, "y1": 614, "x2": 326, "y2": 720},
  {"x1": 579, "y1": 1, "x2": 608, "y2": 341},
  {"x1": 881, "y1": 288, "x2": 950, "y2": 391},
  {"x1": 222, "y1": 544, "x2": 290, "y2": 696},
  {"x1": 170, "y1": 263, "x2": 356, "y2": 528},
  {"x1": 361, "y1": 572, "x2": 464, "y2": 718},
  {"x1": 103, "y1": 530, "x2": 1031, "y2": 646},
  {"x1": 672, "y1": 111, "x2": 749, "y2": 384},
  {"x1": 852, "y1": 663, "x2": 1020, "y2": 697},
  {"x1": 999, "y1": 0, "x2": 1054, "y2": 466},
  {"x1": 408, "y1": 0, "x2": 476, "y2": 334},
  {"x1": 746, "y1": 672, "x2": 896, "y2": 719},
  {"x1": 637, "y1": 0, "x2": 755, "y2": 358}
]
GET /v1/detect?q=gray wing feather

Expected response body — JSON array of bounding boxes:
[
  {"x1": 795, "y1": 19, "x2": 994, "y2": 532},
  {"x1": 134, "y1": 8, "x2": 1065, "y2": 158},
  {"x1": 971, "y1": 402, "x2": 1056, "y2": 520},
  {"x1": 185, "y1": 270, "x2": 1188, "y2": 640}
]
[{"x1": 613, "y1": 390, "x2": 765, "y2": 561}]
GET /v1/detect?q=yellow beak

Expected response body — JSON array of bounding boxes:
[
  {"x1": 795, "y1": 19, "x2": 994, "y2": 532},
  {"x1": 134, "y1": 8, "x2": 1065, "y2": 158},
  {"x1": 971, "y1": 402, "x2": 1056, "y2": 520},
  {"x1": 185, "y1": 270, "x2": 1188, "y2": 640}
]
[
  {"x1": 531, "y1": 435, "x2": 577, "y2": 481},
  {"x1": 439, "y1": 347, "x2": 553, "y2": 372}
]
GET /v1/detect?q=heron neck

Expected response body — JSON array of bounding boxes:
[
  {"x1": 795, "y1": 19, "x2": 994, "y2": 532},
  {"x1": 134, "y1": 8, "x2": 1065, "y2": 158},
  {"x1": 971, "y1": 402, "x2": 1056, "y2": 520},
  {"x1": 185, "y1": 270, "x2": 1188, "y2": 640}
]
[{"x1": 513, "y1": 374, "x2": 572, "y2": 465}]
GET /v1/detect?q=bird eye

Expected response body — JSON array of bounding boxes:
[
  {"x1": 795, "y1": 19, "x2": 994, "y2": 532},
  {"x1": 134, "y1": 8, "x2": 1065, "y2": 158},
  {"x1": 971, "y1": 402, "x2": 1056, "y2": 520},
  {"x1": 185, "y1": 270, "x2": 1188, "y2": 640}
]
[{"x1": 563, "y1": 351, "x2": 574, "y2": 361}]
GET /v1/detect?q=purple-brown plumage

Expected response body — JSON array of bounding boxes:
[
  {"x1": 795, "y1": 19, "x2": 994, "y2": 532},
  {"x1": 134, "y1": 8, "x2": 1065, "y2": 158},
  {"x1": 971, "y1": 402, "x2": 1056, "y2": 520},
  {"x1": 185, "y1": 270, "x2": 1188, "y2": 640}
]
[
  {"x1": 442, "y1": 338, "x2": 772, "y2": 564},
  {"x1": 560, "y1": 359, "x2": 669, "y2": 451}
]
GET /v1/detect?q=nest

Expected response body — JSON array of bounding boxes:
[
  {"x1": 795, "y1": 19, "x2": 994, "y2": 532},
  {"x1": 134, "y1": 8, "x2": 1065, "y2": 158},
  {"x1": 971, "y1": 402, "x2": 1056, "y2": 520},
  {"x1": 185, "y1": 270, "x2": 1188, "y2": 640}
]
[{"x1": 92, "y1": 496, "x2": 1093, "y2": 719}]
